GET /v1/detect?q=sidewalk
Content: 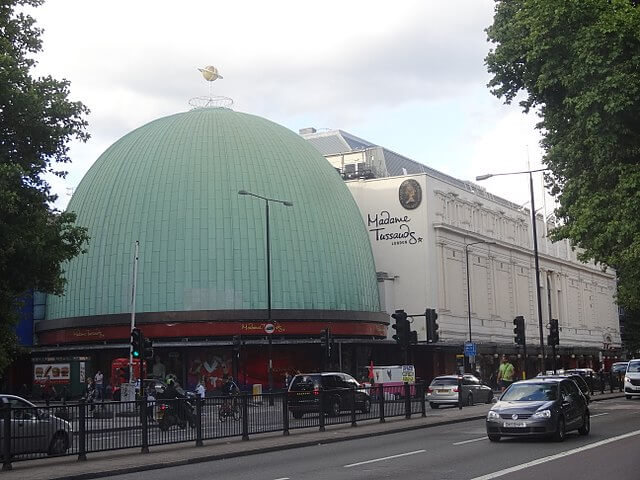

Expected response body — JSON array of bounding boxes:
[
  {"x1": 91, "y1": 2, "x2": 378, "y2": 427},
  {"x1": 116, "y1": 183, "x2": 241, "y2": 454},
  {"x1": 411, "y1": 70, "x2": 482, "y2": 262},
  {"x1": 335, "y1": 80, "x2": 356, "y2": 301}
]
[{"x1": 3, "y1": 392, "x2": 625, "y2": 480}]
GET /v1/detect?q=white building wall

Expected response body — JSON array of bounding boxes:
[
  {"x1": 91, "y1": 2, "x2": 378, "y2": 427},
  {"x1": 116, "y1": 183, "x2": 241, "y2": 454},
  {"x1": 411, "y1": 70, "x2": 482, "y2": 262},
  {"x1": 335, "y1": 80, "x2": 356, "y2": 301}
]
[{"x1": 346, "y1": 173, "x2": 620, "y2": 351}]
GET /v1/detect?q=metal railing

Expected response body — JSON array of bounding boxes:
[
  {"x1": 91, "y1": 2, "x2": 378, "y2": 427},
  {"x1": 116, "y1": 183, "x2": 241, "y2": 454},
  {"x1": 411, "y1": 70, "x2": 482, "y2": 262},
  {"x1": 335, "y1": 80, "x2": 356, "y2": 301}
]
[{"x1": 1, "y1": 382, "x2": 428, "y2": 470}]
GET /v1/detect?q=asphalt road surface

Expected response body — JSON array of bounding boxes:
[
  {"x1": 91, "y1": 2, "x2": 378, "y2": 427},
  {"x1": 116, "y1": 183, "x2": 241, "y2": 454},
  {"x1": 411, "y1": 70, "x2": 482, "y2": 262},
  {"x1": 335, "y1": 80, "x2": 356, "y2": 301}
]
[{"x1": 107, "y1": 397, "x2": 640, "y2": 480}]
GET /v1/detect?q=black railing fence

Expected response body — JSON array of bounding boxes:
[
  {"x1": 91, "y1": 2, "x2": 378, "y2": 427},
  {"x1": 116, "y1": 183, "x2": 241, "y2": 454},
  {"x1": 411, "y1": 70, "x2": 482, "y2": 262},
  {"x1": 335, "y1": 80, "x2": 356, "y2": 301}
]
[{"x1": 0, "y1": 380, "x2": 492, "y2": 471}]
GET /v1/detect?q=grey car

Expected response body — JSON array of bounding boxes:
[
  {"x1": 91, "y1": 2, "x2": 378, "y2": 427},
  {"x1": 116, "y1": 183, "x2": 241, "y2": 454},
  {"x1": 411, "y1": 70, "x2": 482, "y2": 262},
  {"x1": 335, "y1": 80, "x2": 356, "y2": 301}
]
[
  {"x1": 0, "y1": 394, "x2": 73, "y2": 456},
  {"x1": 427, "y1": 375, "x2": 494, "y2": 408}
]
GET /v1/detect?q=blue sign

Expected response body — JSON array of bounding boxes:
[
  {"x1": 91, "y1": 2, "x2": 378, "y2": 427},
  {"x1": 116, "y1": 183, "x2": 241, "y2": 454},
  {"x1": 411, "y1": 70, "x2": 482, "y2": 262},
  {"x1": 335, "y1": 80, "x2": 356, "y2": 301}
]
[{"x1": 464, "y1": 342, "x2": 476, "y2": 357}]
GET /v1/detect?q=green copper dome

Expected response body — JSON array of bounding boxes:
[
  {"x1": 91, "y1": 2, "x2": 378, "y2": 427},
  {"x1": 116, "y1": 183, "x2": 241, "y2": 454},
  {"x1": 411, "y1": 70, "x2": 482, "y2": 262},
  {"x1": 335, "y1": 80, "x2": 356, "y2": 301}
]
[{"x1": 46, "y1": 107, "x2": 380, "y2": 321}]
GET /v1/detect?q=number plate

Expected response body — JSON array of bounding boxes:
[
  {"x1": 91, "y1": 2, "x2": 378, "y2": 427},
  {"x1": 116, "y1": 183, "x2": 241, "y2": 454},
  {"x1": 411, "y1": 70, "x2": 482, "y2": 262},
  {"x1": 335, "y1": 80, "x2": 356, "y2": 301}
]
[
  {"x1": 437, "y1": 389, "x2": 449, "y2": 394},
  {"x1": 503, "y1": 421, "x2": 527, "y2": 428}
]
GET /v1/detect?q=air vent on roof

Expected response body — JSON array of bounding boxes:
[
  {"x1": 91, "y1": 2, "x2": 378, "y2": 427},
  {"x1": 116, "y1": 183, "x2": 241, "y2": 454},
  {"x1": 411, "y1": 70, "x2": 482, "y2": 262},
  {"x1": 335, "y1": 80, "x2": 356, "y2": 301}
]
[{"x1": 299, "y1": 127, "x2": 317, "y2": 135}]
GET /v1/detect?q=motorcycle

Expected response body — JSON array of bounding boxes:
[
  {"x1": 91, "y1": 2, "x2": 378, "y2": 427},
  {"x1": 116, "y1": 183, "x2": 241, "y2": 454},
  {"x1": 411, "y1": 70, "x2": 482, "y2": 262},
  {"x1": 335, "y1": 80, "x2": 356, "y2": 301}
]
[{"x1": 156, "y1": 398, "x2": 196, "y2": 431}]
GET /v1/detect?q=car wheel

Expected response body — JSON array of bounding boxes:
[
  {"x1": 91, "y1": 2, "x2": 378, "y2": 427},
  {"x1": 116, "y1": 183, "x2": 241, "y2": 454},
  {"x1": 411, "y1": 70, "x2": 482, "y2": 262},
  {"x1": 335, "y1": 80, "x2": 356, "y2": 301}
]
[
  {"x1": 329, "y1": 399, "x2": 340, "y2": 417},
  {"x1": 486, "y1": 391, "x2": 494, "y2": 404},
  {"x1": 292, "y1": 411, "x2": 304, "y2": 419},
  {"x1": 48, "y1": 432, "x2": 68, "y2": 456},
  {"x1": 466, "y1": 394, "x2": 474, "y2": 407},
  {"x1": 429, "y1": 402, "x2": 439, "y2": 409},
  {"x1": 361, "y1": 398, "x2": 371, "y2": 414},
  {"x1": 578, "y1": 412, "x2": 590, "y2": 435},
  {"x1": 488, "y1": 434, "x2": 501, "y2": 442},
  {"x1": 553, "y1": 416, "x2": 566, "y2": 442}
]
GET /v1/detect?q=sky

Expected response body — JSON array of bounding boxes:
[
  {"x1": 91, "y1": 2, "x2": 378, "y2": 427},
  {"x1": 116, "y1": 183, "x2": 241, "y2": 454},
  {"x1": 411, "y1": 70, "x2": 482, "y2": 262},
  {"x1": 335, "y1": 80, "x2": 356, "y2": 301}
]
[{"x1": 27, "y1": 0, "x2": 551, "y2": 214}]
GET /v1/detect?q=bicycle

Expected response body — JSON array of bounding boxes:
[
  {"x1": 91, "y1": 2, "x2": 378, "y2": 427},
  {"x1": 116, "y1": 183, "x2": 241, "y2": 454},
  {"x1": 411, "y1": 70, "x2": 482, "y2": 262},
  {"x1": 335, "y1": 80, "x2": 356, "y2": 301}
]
[{"x1": 218, "y1": 394, "x2": 241, "y2": 421}]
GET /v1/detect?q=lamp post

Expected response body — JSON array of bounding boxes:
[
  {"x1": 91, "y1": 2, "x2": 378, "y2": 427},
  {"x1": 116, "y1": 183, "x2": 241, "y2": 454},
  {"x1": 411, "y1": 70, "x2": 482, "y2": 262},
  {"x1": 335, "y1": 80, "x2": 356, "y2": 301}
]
[
  {"x1": 476, "y1": 168, "x2": 547, "y2": 375},
  {"x1": 464, "y1": 240, "x2": 494, "y2": 373},
  {"x1": 238, "y1": 189, "x2": 293, "y2": 405}
]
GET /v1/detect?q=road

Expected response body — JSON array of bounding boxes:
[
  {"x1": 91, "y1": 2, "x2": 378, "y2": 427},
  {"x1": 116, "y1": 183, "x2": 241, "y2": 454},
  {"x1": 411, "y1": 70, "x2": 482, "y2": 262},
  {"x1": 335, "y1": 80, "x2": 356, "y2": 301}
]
[{"x1": 107, "y1": 397, "x2": 640, "y2": 480}]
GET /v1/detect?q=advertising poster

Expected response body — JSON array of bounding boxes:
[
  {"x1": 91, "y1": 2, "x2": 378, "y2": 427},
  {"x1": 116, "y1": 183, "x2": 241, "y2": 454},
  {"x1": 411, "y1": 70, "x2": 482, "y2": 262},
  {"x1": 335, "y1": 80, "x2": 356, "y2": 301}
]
[{"x1": 34, "y1": 363, "x2": 71, "y2": 384}]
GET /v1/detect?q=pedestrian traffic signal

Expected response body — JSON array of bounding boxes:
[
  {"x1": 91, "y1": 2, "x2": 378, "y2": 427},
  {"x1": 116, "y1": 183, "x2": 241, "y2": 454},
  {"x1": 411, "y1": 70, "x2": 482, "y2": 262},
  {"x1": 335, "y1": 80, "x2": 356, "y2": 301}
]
[
  {"x1": 548, "y1": 318, "x2": 560, "y2": 346},
  {"x1": 143, "y1": 337, "x2": 154, "y2": 359},
  {"x1": 391, "y1": 310, "x2": 410, "y2": 348},
  {"x1": 426, "y1": 308, "x2": 439, "y2": 343},
  {"x1": 513, "y1": 316, "x2": 525, "y2": 345},
  {"x1": 131, "y1": 328, "x2": 142, "y2": 358}
]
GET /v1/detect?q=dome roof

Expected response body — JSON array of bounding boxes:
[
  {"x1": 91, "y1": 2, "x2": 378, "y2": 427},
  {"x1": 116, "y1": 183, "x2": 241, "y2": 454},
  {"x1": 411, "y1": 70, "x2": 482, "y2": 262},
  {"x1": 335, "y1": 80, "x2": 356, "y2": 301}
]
[{"x1": 46, "y1": 108, "x2": 381, "y2": 322}]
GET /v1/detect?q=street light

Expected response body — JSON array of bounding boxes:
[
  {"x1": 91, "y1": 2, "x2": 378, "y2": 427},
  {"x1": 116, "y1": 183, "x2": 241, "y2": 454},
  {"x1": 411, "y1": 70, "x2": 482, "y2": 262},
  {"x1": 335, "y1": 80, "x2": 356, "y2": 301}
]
[
  {"x1": 464, "y1": 240, "x2": 494, "y2": 373},
  {"x1": 475, "y1": 168, "x2": 548, "y2": 375},
  {"x1": 238, "y1": 189, "x2": 293, "y2": 405}
]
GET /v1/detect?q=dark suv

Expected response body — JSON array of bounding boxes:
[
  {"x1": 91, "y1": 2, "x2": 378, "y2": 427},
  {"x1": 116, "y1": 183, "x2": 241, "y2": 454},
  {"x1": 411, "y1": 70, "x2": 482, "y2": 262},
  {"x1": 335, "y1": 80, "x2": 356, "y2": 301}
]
[{"x1": 288, "y1": 372, "x2": 371, "y2": 419}]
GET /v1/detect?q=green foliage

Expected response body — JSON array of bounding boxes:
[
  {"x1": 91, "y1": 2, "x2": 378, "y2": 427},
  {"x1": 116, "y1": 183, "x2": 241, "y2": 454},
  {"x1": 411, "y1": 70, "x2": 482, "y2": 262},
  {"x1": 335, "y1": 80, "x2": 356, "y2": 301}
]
[
  {"x1": 486, "y1": 0, "x2": 640, "y2": 314},
  {"x1": 0, "y1": 0, "x2": 90, "y2": 371}
]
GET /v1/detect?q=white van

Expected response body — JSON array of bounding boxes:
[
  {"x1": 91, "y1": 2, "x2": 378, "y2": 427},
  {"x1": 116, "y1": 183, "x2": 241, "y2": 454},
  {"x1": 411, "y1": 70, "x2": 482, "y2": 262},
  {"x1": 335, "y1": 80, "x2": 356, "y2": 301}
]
[{"x1": 624, "y1": 359, "x2": 640, "y2": 399}]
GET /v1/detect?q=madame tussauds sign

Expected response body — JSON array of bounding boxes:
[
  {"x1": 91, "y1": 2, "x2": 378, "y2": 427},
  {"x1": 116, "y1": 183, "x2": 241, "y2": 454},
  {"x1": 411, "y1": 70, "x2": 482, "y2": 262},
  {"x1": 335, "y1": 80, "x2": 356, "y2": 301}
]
[{"x1": 367, "y1": 210, "x2": 423, "y2": 246}]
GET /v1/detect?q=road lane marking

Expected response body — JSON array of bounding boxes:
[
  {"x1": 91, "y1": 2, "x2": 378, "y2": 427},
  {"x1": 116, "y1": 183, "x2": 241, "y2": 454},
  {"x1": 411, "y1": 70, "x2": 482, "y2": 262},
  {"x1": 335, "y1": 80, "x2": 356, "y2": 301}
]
[
  {"x1": 470, "y1": 428, "x2": 640, "y2": 480},
  {"x1": 344, "y1": 450, "x2": 426, "y2": 468},
  {"x1": 454, "y1": 436, "x2": 487, "y2": 445},
  {"x1": 273, "y1": 478, "x2": 290, "y2": 480},
  {"x1": 591, "y1": 413, "x2": 609, "y2": 418}
]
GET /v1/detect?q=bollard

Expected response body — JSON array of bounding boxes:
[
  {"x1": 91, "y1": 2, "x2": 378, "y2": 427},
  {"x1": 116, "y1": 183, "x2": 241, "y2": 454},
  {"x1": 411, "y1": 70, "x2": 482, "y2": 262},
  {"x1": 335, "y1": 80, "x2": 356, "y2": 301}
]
[
  {"x1": 458, "y1": 375, "x2": 463, "y2": 410},
  {"x1": 195, "y1": 396, "x2": 203, "y2": 447},
  {"x1": 350, "y1": 387, "x2": 357, "y2": 427},
  {"x1": 588, "y1": 372, "x2": 594, "y2": 396},
  {"x1": 77, "y1": 398, "x2": 87, "y2": 462},
  {"x1": 420, "y1": 382, "x2": 426, "y2": 418},
  {"x1": 2, "y1": 404, "x2": 12, "y2": 471},
  {"x1": 241, "y1": 393, "x2": 249, "y2": 441},
  {"x1": 379, "y1": 384, "x2": 386, "y2": 423},
  {"x1": 404, "y1": 382, "x2": 411, "y2": 419},
  {"x1": 618, "y1": 372, "x2": 623, "y2": 393},
  {"x1": 600, "y1": 372, "x2": 605, "y2": 395},
  {"x1": 610, "y1": 372, "x2": 614, "y2": 393},
  {"x1": 319, "y1": 388, "x2": 326, "y2": 432},
  {"x1": 282, "y1": 391, "x2": 290, "y2": 436}
]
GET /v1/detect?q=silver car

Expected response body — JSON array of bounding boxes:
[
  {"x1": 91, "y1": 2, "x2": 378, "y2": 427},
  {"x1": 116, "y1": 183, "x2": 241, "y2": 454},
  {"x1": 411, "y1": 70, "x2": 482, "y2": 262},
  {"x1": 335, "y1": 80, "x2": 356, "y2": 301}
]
[
  {"x1": 0, "y1": 394, "x2": 73, "y2": 456},
  {"x1": 427, "y1": 375, "x2": 494, "y2": 408}
]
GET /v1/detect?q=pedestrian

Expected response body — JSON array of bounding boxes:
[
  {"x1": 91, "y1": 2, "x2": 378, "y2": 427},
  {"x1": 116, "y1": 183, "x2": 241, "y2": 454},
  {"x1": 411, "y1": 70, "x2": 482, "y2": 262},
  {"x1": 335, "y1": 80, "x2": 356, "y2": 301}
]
[
  {"x1": 195, "y1": 377, "x2": 206, "y2": 399},
  {"x1": 94, "y1": 370, "x2": 104, "y2": 401},
  {"x1": 284, "y1": 371, "x2": 292, "y2": 389},
  {"x1": 84, "y1": 377, "x2": 96, "y2": 411},
  {"x1": 497, "y1": 356, "x2": 515, "y2": 392},
  {"x1": 42, "y1": 378, "x2": 56, "y2": 407}
]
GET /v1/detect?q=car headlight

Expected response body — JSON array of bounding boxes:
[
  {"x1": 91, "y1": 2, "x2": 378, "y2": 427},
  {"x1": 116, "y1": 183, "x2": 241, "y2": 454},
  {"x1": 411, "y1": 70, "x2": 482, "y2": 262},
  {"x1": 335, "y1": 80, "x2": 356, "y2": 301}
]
[
  {"x1": 533, "y1": 409, "x2": 551, "y2": 419},
  {"x1": 625, "y1": 376, "x2": 631, "y2": 383},
  {"x1": 487, "y1": 410, "x2": 500, "y2": 420}
]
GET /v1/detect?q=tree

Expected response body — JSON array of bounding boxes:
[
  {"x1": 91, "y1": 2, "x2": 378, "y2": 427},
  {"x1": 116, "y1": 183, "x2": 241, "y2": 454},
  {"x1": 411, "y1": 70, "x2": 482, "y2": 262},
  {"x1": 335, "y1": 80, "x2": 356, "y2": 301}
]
[
  {"x1": 485, "y1": 0, "x2": 640, "y2": 312},
  {"x1": 0, "y1": 0, "x2": 90, "y2": 371}
]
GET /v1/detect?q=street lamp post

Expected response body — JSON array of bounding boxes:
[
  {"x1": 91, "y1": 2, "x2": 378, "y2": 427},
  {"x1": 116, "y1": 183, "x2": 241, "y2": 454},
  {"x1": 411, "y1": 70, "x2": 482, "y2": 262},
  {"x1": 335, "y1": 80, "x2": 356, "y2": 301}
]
[
  {"x1": 238, "y1": 189, "x2": 293, "y2": 405},
  {"x1": 476, "y1": 168, "x2": 547, "y2": 375},
  {"x1": 464, "y1": 240, "x2": 494, "y2": 373}
]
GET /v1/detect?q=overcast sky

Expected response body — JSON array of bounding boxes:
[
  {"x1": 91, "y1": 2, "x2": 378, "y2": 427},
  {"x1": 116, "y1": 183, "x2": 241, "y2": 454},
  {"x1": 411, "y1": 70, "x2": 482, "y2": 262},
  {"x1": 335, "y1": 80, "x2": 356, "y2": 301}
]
[{"x1": 28, "y1": 0, "x2": 550, "y2": 213}]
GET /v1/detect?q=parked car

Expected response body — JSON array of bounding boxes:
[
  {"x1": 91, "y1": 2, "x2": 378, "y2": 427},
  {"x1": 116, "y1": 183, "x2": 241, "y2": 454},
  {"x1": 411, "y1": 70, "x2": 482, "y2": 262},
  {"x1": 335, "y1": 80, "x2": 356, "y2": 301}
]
[
  {"x1": 537, "y1": 374, "x2": 591, "y2": 403},
  {"x1": 287, "y1": 372, "x2": 371, "y2": 419},
  {"x1": 624, "y1": 359, "x2": 640, "y2": 400},
  {"x1": 0, "y1": 394, "x2": 73, "y2": 456},
  {"x1": 426, "y1": 375, "x2": 493, "y2": 409},
  {"x1": 486, "y1": 377, "x2": 590, "y2": 442},
  {"x1": 563, "y1": 368, "x2": 601, "y2": 391}
]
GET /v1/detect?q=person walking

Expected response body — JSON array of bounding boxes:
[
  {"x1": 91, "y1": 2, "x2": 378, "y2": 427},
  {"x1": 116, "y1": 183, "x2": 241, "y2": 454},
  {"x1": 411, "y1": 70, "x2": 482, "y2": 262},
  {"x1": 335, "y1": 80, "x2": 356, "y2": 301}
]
[
  {"x1": 42, "y1": 379, "x2": 56, "y2": 407},
  {"x1": 94, "y1": 370, "x2": 104, "y2": 401},
  {"x1": 497, "y1": 356, "x2": 515, "y2": 392},
  {"x1": 195, "y1": 377, "x2": 206, "y2": 399}
]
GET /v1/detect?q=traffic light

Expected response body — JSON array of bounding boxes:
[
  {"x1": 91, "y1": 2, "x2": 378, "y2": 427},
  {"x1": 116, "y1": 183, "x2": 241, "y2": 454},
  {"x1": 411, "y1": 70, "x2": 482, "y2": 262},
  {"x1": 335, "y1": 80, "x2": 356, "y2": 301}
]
[
  {"x1": 548, "y1": 318, "x2": 560, "y2": 346},
  {"x1": 233, "y1": 335, "x2": 241, "y2": 353},
  {"x1": 143, "y1": 337, "x2": 154, "y2": 359},
  {"x1": 131, "y1": 328, "x2": 142, "y2": 358},
  {"x1": 391, "y1": 310, "x2": 410, "y2": 348},
  {"x1": 426, "y1": 308, "x2": 439, "y2": 343},
  {"x1": 513, "y1": 316, "x2": 525, "y2": 345},
  {"x1": 409, "y1": 330, "x2": 418, "y2": 345}
]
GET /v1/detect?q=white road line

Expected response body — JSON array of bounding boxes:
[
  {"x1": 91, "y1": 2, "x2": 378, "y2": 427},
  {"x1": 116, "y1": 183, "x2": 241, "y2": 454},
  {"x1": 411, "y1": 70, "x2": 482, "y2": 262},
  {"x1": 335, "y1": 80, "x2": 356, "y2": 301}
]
[
  {"x1": 591, "y1": 413, "x2": 609, "y2": 417},
  {"x1": 273, "y1": 478, "x2": 290, "y2": 480},
  {"x1": 453, "y1": 436, "x2": 487, "y2": 445},
  {"x1": 344, "y1": 450, "x2": 426, "y2": 468},
  {"x1": 470, "y1": 428, "x2": 640, "y2": 480}
]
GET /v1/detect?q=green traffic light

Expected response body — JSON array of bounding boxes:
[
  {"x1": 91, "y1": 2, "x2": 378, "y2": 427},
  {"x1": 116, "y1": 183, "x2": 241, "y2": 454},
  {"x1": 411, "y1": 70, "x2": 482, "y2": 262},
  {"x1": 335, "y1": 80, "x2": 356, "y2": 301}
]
[{"x1": 132, "y1": 350, "x2": 140, "y2": 358}]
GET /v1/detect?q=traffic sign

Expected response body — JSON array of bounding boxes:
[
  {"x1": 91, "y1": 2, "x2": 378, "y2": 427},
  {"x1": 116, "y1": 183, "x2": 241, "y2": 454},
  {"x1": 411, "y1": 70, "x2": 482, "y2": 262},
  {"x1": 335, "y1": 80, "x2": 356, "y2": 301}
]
[
  {"x1": 464, "y1": 341, "x2": 476, "y2": 357},
  {"x1": 264, "y1": 323, "x2": 275, "y2": 334}
]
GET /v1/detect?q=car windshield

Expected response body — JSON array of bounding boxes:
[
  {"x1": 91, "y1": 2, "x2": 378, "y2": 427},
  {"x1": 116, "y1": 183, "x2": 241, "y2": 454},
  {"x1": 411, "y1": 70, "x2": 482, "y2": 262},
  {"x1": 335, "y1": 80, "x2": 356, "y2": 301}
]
[
  {"x1": 431, "y1": 378, "x2": 457, "y2": 386},
  {"x1": 501, "y1": 383, "x2": 557, "y2": 402},
  {"x1": 290, "y1": 375, "x2": 320, "y2": 390},
  {"x1": 628, "y1": 362, "x2": 640, "y2": 373}
]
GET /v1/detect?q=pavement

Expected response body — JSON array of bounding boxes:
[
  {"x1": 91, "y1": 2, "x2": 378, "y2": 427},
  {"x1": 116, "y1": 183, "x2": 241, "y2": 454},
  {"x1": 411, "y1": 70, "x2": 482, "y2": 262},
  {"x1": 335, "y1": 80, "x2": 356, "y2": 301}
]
[{"x1": 2, "y1": 391, "x2": 625, "y2": 480}]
